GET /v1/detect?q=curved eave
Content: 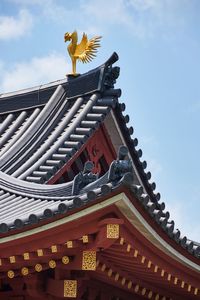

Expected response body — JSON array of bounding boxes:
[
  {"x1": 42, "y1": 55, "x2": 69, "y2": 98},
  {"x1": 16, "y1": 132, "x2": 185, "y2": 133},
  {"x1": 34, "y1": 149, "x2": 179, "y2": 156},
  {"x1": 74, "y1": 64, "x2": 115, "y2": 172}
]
[
  {"x1": 0, "y1": 189, "x2": 200, "y2": 297},
  {"x1": 106, "y1": 101, "x2": 200, "y2": 262},
  {"x1": 0, "y1": 183, "x2": 199, "y2": 269}
]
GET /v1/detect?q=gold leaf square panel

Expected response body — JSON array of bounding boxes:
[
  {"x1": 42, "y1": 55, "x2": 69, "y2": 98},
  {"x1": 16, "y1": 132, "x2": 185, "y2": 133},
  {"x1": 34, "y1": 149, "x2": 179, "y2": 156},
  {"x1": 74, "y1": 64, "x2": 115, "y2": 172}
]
[
  {"x1": 64, "y1": 280, "x2": 77, "y2": 298},
  {"x1": 107, "y1": 224, "x2": 119, "y2": 239},
  {"x1": 82, "y1": 251, "x2": 96, "y2": 271}
]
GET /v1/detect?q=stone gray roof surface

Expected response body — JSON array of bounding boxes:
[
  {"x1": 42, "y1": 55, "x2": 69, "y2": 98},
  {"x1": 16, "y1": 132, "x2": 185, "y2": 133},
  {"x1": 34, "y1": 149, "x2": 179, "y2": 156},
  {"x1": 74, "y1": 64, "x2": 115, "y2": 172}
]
[{"x1": 0, "y1": 53, "x2": 120, "y2": 184}]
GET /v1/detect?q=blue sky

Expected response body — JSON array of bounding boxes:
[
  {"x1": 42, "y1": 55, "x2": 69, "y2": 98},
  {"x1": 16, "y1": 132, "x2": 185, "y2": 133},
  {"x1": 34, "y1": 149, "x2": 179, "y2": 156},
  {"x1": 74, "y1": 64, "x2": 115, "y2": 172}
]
[{"x1": 0, "y1": 0, "x2": 200, "y2": 240}]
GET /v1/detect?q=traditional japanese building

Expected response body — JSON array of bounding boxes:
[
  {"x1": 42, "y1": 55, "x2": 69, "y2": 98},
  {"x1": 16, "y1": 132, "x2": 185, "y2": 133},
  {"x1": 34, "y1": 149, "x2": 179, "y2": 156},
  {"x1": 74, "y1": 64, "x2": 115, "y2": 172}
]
[{"x1": 0, "y1": 52, "x2": 199, "y2": 300}]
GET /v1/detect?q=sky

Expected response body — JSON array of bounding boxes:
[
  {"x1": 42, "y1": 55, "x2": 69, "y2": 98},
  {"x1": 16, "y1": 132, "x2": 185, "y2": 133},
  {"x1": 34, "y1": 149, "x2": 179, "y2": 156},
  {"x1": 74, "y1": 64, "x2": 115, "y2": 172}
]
[{"x1": 0, "y1": 0, "x2": 200, "y2": 241}]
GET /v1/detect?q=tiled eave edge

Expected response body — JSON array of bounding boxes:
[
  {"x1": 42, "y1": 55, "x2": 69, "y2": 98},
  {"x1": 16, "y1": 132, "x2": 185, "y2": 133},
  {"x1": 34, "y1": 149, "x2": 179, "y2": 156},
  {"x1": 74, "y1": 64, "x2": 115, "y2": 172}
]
[
  {"x1": 0, "y1": 190, "x2": 200, "y2": 274},
  {"x1": 107, "y1": 104, "x2": 200, "y2": 260}
]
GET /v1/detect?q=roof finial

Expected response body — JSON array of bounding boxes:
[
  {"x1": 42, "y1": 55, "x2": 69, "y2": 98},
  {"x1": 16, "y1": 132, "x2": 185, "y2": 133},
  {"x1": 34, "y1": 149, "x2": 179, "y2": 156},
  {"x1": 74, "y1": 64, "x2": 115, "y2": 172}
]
[{"x1": 64, "y1": 31, "x2": 102, "y2": 76}]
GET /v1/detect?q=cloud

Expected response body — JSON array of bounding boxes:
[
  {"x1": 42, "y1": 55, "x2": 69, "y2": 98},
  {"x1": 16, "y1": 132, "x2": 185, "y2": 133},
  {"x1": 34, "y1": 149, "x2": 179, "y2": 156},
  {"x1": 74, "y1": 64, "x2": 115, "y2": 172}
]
[
  {"x1": 9, "y1": 0, "x2": 75, "y2": 24},
  {"x1": 80, "y1": 0, "x2": 191, "y2": 39},
  {"x1": 7, "y1": 0, "x2": 192, "y2": 40},
  {"x1": 81, "y1": 0, "x2": 132, "y2": 27},
  {"x1": 0, "y1": 9, "x2": 33, "y2": 41},
  {"x1": 0, "y1": 53, "x2": 68, "y2": 93}
]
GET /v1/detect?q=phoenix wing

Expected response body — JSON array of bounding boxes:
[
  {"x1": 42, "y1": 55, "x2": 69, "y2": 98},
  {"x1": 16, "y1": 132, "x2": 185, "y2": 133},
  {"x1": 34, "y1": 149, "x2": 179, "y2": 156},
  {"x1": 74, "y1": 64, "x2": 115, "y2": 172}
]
[{"x1": 74, "y1": 33, "x2": 101, "y2": 63}]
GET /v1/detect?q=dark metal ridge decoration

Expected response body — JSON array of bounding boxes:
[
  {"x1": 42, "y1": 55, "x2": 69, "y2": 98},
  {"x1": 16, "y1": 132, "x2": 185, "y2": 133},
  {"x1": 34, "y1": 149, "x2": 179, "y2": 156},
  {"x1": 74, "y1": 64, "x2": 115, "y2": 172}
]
[
  {"x1": 0, "y1": 52, "x2": 120, "y2": 115},
  {"x1": 72, "y1": 161, "x2": 98, "y2": 195},
  {"x1": 108, "y1": 145, "x2": 134, "y2": 184}
]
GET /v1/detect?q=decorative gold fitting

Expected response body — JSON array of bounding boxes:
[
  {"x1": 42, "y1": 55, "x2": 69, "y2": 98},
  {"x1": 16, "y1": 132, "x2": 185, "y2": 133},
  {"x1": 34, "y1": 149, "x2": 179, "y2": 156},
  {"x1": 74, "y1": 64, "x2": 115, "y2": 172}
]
[
  {"x1": 114, "y1": 273, "x2": 119, "y2": 281},
  {"x1": 167, "y1": 274, "x2": 171, "y2": 281},
  {"x1": 7, "y1": 270, "x2": 14, "y2": 279},
  {"x1": 141, "y1": 256, "x2": 146, "y2": 264},
  {"x1": 64, "y1": 280, "x2": 77, "y2": 298},
  {"x1": 82, "y1": 235, "x2": 89, "y2": 243},
  {"x1": 148, "y1": 290, "x2": 153, "y2": 299},
  {"x1": 9, "y1": 256, "x2": 16, "y2": 263},
  {"x1": 23, "y1": 252, "x2": 30, "y2": 260},
  {"x1": 108, "y1": 268, "x2": 112, "y2": 277},
  {"x1": 147, "y1": 261, "x2": 152, "y2": 268},
  {"x1": 194, "y1": 288, "x2": 198, "y2": 295},
  {"x1": 154, "y1": 265, "x2": 158, "y2": 273},
  {"x1": 134, "y1": 249, "x2": 138, "y2": 257},
  {"x1": 142, "y1": 288, "x2": 146, "y2": 295},
  {"x1": 62, "y1": 256, "x2": 70, "y2": 265},
  {"x1": 161, "y1": 269, "x2": 165, "y2": 277},
  {"x1": 107, "y1": 224, "x2": 119, "y2": 239},
  {"x1": 101, "y1": 264, "x2": 106, "y2": 272},
  {"x1": 21, "y1": 267, "x2": 29, "y2": 276},
  {"x1": 66, "y1": 241, "x2": 73, "y2": 248},
  {"x1": 121, "y1": 277, "x2": 126, "y2": 285},
  {"x1": 188, "y1": 284, "x2": 191, "y2": 292},
  {"x1": 134, "y1": 284, "x2": 140, "y2": 292},
  {"x1": 127, "y1": 244, "x2": 131, "y2": 252},
  {"x1": 181, "y1": 281, "x2": 185, "y2": 288},
  {"x1": 37, "y1": 249, "x2": 43, "y2": 256},
  {"x1": 82, "y1": 250, "x2": 96, "y2": 271},
  {"x1": 155, "y1": 294, "x2": 160, "y2": 300},
  {"x1": 174, "y1": 277, "x2": 178, "y2": 285},
  {"x1": 35, "y1": 263, "x2": 42, "y2": 272},
  {"x1": 51, "y1": 245, "x2": 57, "y2": 253},
  {"x1": 128, "y1": 281, "x2": 132, "y2": 289},
  {"x1": 120, "y1": 237, "x2": 124, "y2": 245},
  {"x1": 49, "y1": 260, "x2": 56, "y2": 269}
]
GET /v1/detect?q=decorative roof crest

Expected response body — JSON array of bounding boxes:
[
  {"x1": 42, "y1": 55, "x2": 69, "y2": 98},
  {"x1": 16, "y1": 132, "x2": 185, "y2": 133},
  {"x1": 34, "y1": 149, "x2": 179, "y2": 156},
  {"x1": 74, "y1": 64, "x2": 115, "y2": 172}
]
[{"x1": 64, "y1": 30, "x2": 101, "y2": 76}]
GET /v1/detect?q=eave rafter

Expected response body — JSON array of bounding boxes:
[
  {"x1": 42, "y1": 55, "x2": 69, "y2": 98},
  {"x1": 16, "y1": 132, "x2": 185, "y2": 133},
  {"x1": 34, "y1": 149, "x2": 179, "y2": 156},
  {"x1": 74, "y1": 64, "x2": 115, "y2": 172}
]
[
  {"x1": 96, "y1": 257, "x2": 173, "y2": 300},
  {"x1": 110, "y1": 226, "x2": 200, "y2": 299},
  {"x1": 0, "y1": 199, "x2": 200, "y2": 299}
]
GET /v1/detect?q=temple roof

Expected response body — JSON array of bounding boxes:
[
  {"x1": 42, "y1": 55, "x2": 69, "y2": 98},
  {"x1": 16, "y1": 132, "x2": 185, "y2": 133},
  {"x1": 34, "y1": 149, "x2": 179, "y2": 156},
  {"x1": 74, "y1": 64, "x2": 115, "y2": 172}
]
[{"x1": 0, "y1": 53, "x2": 199, "y2": 268}]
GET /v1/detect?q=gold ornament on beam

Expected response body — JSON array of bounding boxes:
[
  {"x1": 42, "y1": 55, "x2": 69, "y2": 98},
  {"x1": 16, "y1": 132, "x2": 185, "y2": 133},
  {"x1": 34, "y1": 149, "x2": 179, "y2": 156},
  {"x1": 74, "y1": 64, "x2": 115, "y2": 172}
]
[
  {"x1": 64, "y1": 31, "x2": 102, "y2": 76},
  {"x1": 64, "y1": 280, "x2": 77, "y2": 298},
  {"x1": 7, "y1": 270, "x2": 15, "y2": 279}
]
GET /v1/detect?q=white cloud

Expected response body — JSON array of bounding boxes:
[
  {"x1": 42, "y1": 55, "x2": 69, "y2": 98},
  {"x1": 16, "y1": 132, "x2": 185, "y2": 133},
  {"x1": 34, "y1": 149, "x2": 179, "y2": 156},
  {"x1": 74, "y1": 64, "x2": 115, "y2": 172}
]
[
  {"x1": 0, "y1": 53, "x2": 68, "y2": 93},
  {"x1": 81, "y1": 0, "x2": 132, "y2": 27},
  {"x1": 9, "y1": 0, "x2": 75, "y2": 24},
  {"x1": 7, "y1": 0, "x2": 192, "y2": 40},
  {"x1": 0, "y1": 9, "x2": 33, "y2": 40},
  {"x1": 80, "y1": 0, "x2": 191, "y2": 39}
]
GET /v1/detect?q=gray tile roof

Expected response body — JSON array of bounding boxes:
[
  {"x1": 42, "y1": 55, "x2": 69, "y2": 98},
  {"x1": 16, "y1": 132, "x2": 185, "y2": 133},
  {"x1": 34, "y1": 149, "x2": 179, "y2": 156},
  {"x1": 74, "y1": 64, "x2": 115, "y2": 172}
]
[{"x1": 0, "y1": 53, "x2": 120, "y2": 184}]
